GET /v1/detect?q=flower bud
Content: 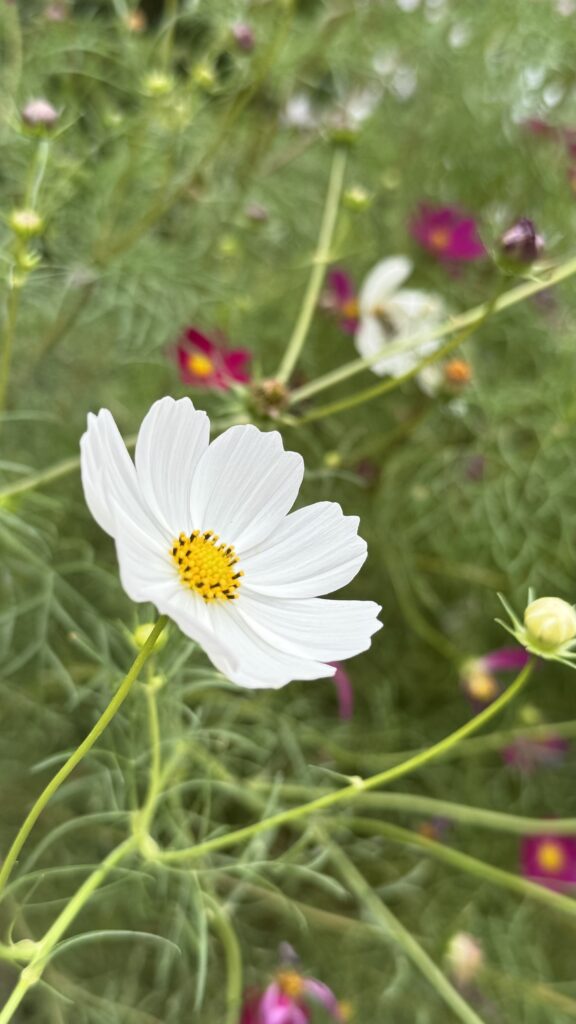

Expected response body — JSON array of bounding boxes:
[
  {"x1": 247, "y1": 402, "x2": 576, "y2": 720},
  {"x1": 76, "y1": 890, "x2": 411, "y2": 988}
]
[
  {"x1": 141, "y1": 71, "x2": 174, "y2": 97},
  {"x1": 8, "y1": 208, "x2": 44, "y2": 238},
  {"x1": 524, "y1": 596, "x2": 576, "y2": 650},
  {"x1": 192, "y1": 63, "x2": 217, "y2": 92},
  {"x1": 22, "y1": 98, "x2": 59, "y2": 129},
  {"x1": 446, "y1": 932, "x2": 483, "y2": 988},
  {"x1": 125, "y1": 9, "x2": 147, "y2": 32},
  {"x1": 500, "y1": 218, "x2": 544, "y2": 266},
  {"x1": 343, "y1": 185, "x2": 372, "y2": 211},
  {"x1": 132, "y1": 623, "x2": 168, "y2": 652},
  {"x1": 232, "y1": 22, "x2": 255, "y2": 52}
]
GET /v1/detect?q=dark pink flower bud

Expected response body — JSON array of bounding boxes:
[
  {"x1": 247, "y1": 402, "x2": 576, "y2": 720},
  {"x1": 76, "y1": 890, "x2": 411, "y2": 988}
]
[
  {"x1": 232, "y1": 22, "x2": 255, "y2": 52},
  {"x1": 501, "y1": 218, "x2": 544, "y2": 265}
]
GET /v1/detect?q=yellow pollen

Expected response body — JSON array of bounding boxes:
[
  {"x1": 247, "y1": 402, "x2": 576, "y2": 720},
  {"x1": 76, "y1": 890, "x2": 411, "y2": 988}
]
[
  {"x1": 429, "y1": 226, "x2": 451, "y2": 251},
  {"x1": 170, "y1": 530, "x2": 243, "y2": 602},
  {"x1": 536, "y1": 840, "x2": 566, "y2": 874},
  {"x1": 341, "y1": 297, "x2": 359, "y2": 319},
  {"x1": 187, "y1": 352, "x2": 214, "y2": 378},
  {"x1": 276, "y1": 970, "x2": 305, "y2": 999}
]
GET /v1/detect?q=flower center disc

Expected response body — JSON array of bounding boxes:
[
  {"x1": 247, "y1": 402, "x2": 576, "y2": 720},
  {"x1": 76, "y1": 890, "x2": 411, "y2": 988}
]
[
  {"x1": 536, "y1": 840, "x2": 566, "y2": 874},
  {"x1": 170, "y1": 530, "x2": 243, "y2": 602}
]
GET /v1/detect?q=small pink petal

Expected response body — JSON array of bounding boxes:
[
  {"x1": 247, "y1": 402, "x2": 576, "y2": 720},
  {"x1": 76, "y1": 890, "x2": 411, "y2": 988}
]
[{"x1": 330, "y1": 662, "x2": 354, "y2": 720}]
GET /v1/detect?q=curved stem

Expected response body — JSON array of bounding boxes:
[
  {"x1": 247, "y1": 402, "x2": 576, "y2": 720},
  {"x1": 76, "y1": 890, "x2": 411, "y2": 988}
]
[
  {"x1": 276, "y1": 147, "x2": 347, "y2": 383},
  {"x1": 327, "y1": 837, "x2": 487, "y2": 1024},
  {"x1": 0, "y1": 838, "x2": 136, "y2": 1024},
  {"x1": 0, "y1": 616, "x2": 168, "y2": 897},
  {"x1": 155, "y1": 660, "x2": 534, "y2": 864},
  {"x1": 288, "y1": 254, "x2": 576, "y2": 408},
  {"x1": 206, "y1": 898, "x2": 243, "y2": 1024}
]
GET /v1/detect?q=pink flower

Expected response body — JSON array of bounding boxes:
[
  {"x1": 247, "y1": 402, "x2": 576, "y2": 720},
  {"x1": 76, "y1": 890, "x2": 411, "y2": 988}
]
[
  {"x1": 521, "y1": 835, "x2": 576, "y2": 889},
  {"x1": 175, "y1": 328, "x2": 251, "y2": 391},
  {"x1": 460, "y1": 647, "x2": 530, "y2": 712},
  {"x1": 411, "y1": 204, "x2": 485, "y2": 262},
  {"x1": 240, "y1": 970, "x2": 347, "y2": 1023},
  {"x1": 330, "y1": 661, "x2": 354, "y2": 719},
  {"x1": 503, "y1": 732, "x2": 568, "y2": 774},
  {"x1": 322, "y1": 269, "x2": 360, "y2": 334}
]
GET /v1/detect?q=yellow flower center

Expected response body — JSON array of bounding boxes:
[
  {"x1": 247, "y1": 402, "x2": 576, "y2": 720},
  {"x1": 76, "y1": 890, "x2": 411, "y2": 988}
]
[
  {"x1": 536, "y1": 840, "x2": 566, "y2": 875},
  {"x1": 429, "y1": 226, "x2": 451, "y2": 251},
  {"x1": 341, "y1": 297, "x2": 359, "y2": 318},
  {"x1": 187, "y1": 352, "x2": 214, "y2": 378},
  {"x1": 170, "y1": 530, "x2": 243, "y2": 602},
  {"x1": 467, "y1": 670, "x2": 498, "y2": 702},
  {"x1": 276, "y1": 970, "x2": 305, "y2": 999},
  {"x1": 339, "y1": 1000, "x2": 353, "y2": 1021}
]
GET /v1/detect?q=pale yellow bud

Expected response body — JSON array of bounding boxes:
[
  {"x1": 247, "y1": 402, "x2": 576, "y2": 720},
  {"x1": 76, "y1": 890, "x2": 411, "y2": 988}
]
[
  {"x1": 132, "y1": 623, "x2": 167, "y2": 652},
  {"x1": 446, "y1": 932, "x2": 483, "y2": 987},
  {"x1": 524, "y1": 596, "x2": 576, "y2": 650},
  {"x1": 8, "y1": 208, "x2": 44, "y2": 238}
]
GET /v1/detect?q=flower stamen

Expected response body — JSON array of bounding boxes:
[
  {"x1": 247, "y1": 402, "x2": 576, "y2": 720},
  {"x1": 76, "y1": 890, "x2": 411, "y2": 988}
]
[{"x1": 170, "y1": 530, "x2": 244, "y2": 602}]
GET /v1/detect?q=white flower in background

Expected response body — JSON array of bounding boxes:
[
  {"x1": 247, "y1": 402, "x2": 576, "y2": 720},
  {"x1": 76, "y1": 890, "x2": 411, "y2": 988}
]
[
  {"x1": 80, "y1": 398, "x2": 382, "y2": 689},
  {"x1": 354, "y1": 256, "x2": 446, "y2": 377}
]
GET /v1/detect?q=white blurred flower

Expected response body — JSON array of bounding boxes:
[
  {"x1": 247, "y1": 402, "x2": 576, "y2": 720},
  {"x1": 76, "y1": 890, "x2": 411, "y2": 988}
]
[
  {"x1": 80, "y1": 398, "x2": 381, "y2": 689},
  {"x1": 354, "y1": 256, "x2": 446, "y2": 377}
]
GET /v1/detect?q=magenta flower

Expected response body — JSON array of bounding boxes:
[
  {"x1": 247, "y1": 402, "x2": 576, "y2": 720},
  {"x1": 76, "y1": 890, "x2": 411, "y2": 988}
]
[
  {"x1": 322, "y1": 269, "x2": 360, "y2": 334},
  {"x1": 460, "y1": 647, "x2": 530, "y2": 712},
  {"x1": 175, "y1": 328, "x2": 251, "y2": 391},
  {"x1": 411, "y1": 204, "x2": 485, "y2": 262},
  {"x1": 240, "y1": 969, "x2": 348, "y2": 1023},
  {"x1": 330, "y1": 661, "x2": 354, "y2": 720},
  {"x1": 503, "y1": 732, "x2": 568, "y2": 774},
  {"x1": 521, "y1": 835, "x2": 576, "y2": 889}
]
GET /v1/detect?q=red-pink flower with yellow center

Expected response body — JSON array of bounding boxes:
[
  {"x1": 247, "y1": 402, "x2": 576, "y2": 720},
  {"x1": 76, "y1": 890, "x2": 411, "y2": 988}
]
[
  {"x1": 175, "y1": 327, "x2": 251, "y2": 391},
  {"x1": 411, "y1": 204, "x2": 485, "y2": 263},
  {"x1": 522, "y1": 835, "x2": 576, "y2": 890}
]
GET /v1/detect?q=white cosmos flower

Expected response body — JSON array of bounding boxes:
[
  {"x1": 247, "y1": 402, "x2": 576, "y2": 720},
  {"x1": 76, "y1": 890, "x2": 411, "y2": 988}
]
[
  {"x1": 355, "y1": 256, "x2": 446, "y2": 377},
  {"x1": 80, "y1": 398, "x2": 382, "y2": 689}
]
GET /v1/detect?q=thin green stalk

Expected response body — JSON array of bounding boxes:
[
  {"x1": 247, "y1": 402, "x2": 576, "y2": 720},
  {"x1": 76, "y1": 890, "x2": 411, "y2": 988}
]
[
  {"x1": 340, "y1": 817, "x2": 576, "y2": 923},
  {"x1": 206, "y1": 898, "x2": 243, "y2": 1024},
  {"x1": 276, "y1": 147, "x2": 347, "y2": 383},
  {"x1": 0, "y1": 286, "x2": 21, "y2": 417},
  {"x1": 0, "y1": 838, "x2": 137, "y2": 1024},
  {"x1": 288, "y1": 254, "x2": 576, "y2": 408},
  {"x1": 154, "y1": 661, "x2": 533, "y2": 864},
  {"x1": 135, "y1": 678, "x2": 163, "y2": 836},
  {"x1": 0, "y1": 616, "x2": 168, "y2": 897},
  {"x1": 295, "y1": 300, "x2": 491, "y2": 425},
  {"x1": 247, "y1": 784, "x2": 576, "y2": 836},
  {"x1": 327, "y1": 838, "x2": 487, "y2": 1024}
]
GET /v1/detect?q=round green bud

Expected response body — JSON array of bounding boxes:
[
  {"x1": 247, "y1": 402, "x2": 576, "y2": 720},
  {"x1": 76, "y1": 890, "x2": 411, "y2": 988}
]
[
  {"x1": 141, "y1": 71, "x2": 174, "y2": 97},
  {"x1": 524, "y1": 596, "x2": 576, "y2": 650},
  {"x1": 8, "y1": 208, "x2": 44, "y2": 238},
  {"x1": 343, "y1": 185, "x2": 372, "y2": 211},
  {"x1": 132, "y1": 622, "x2": 168, "y2": 652},
  {"x1": 323, "y1": 451, "x2": 342, "y2": 469}
]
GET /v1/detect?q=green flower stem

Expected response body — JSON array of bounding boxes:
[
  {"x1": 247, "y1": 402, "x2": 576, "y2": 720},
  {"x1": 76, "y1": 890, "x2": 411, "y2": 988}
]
[
  {"x1": 206, "y1": 898, "x2": 243, "y2": 1024},
  {"x1": 288, "y1": 253, "x2": 576, "y2": 409},
  {"x1": 0, "y1": 284, "x2": 21, "y2": 417},
  {"x1": 153, "y1": 660, "x2": 533, "y2": 865},
  {"x1": 247, "y1": 784, "x2": 576, "y2": 836},
  {"x1": 276, "y1": 147, "x2": 348, "y2": 384},
  {"x1": 133, "y1": 676, "x2": 163, "y2": 838},
  {"x1": 295, "y1": 304, "x2": 490, "y2": 425},
  {"x1": 0, "y1": 837, "x2": 137, "y2": 1024},
  {"x1": 326, "y1": 837, "x2": 487, "y2": 1024},
  {"x1": 338, "y1": 817, "x2": 576, "y2": 922},
  {"x1": 0, "y1": 616, "x2": 168, "y2": 898}
]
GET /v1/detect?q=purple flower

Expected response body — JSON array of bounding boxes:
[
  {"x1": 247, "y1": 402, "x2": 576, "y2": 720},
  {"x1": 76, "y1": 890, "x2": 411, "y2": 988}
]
[
  {"x1": 175, "y1": 327, "x2": 251, "y2": 390},
  {"x1": 240, "y1": 968, "x2": 348, "y2": 1023},
  {"x1": 460, "y1": 647, "x2": 530, "y2": 712},
  {"x1": 330, "y1": 662, "x2": 354, "y2": 720},
  {"x1": 322, "y1": 269, "x2": 359, "y2": 334},
  {"x1": 521, "y1": 835, "x2": 576, "y2": 889},
  {"x1": 411, "y1": 204, "x2": 485, "y2": 263},
  {"x1": 232, "y1": 22, "x2": 255, "y2": 52}
]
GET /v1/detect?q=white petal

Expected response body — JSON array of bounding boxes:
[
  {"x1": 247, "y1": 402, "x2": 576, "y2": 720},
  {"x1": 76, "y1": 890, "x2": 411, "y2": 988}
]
[
  {"x1": 359, "y1": 256, "x2": 413, "y2": 314},
  {"x1": 388, "y1": 288, "x2": 446, "y2": 326},
  {"x1": 354, "y1": 315, "x2": 392, "y2": 376},
  {"x1": 237, "y1": 593, "x2": 382, "y2": 661},
  {"x1": 80, "y1": 409, "x2": 168, "y2": 543},
  {"x1": 208, "y1": 602, "x2": 336, "y2": 689},
  {"x1": 135, "y1": 396, "x2": 209, "y2": 536},
  {"x1": 242, "y1": 501, "x2": 367, "y2": 598},
  {"x1": 190, "y1": 425, "x2": 304, "y2": 549}
]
